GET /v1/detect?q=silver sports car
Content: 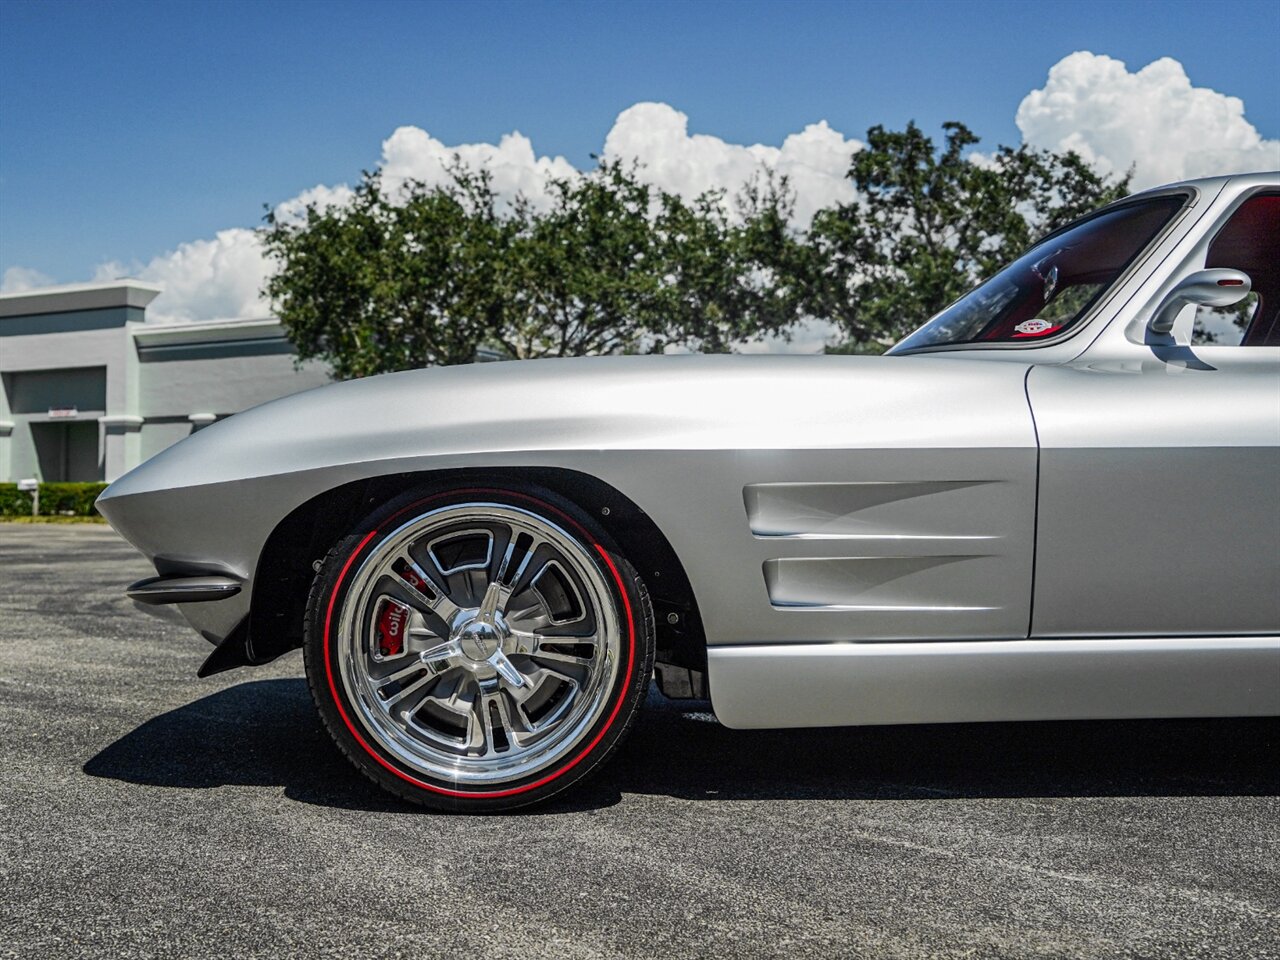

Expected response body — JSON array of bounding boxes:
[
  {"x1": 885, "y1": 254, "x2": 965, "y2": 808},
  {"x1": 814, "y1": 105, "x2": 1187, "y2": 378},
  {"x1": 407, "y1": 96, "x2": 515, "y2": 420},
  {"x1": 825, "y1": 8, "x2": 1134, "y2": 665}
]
[{"x1": 99, "y1": 172, "x2": 1280, "y2": 811}]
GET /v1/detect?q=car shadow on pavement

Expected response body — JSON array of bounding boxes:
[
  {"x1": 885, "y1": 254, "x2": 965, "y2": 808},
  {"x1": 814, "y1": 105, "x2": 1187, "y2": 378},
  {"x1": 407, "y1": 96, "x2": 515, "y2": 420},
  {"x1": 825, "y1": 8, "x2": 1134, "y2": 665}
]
[{"x1": 83, "y1": 678, "x2": 1280, "y2": 814}]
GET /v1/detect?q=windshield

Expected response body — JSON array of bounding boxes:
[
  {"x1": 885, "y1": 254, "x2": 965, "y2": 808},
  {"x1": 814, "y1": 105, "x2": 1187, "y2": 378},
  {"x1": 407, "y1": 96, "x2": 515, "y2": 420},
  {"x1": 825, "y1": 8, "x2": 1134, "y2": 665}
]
[{"x1": 892, "y1": 196, "x2": 1186, "y2": 353}]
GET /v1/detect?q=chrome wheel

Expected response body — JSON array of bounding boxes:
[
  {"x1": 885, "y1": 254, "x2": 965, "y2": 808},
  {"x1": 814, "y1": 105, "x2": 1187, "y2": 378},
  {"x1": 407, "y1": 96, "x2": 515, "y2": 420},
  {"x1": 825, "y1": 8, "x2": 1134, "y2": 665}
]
[{"x1": 335, "y1": 502, "x2": 622, "y2": 787}]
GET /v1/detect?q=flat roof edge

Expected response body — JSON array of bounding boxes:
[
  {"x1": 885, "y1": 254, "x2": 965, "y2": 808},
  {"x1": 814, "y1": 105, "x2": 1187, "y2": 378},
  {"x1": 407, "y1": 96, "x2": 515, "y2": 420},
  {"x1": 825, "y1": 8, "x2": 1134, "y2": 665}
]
[
  {"x1": 130, "y1": 316, "x2": 285, "y2": 345},
  {"x1": 0, "y1": 280, "x2": 164, "y2": 318}
]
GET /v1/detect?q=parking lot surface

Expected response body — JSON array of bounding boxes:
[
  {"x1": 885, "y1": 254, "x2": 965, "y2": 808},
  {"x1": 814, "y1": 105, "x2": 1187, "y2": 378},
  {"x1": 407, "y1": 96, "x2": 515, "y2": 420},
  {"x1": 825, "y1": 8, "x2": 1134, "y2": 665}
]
[{"x1": 1, "y1": 524, "x2": 1277, "y2": 959}]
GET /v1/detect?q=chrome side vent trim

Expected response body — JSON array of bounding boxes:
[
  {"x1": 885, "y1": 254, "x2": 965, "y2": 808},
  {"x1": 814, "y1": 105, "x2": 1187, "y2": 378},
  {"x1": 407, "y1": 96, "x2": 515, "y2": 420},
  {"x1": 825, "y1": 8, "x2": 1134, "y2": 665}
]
[
  {"x1": 762, "y1": 555, "x2": 1000, "y2": 612},
  {"x1": 744, "y1": 480, "x2": 1000, "y2": 540}
]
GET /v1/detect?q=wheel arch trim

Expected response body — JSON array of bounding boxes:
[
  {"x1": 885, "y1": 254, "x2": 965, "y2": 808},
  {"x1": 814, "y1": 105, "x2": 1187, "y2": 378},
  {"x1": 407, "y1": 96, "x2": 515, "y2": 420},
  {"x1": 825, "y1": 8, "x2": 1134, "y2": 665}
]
[{"x1": 244, "y1": 466, "x2": 706, "y2": 673}]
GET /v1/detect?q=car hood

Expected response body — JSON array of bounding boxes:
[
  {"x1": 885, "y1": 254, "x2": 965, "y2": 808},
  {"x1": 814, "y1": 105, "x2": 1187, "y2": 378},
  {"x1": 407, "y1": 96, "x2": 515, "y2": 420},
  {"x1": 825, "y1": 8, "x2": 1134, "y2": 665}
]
[{"x1": 100, "y1": 352, "x2": 1029, "y2": 504}]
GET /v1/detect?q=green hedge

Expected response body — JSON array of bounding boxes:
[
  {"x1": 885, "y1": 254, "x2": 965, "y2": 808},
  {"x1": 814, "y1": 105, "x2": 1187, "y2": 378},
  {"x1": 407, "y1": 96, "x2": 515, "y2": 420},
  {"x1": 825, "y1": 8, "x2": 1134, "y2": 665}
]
[
  {"x1": 0, "y1": 482, "x2": 109, "y2": 517},
  {"x1": 0, "y1": 485, "x2": 29, "y2": 516}
]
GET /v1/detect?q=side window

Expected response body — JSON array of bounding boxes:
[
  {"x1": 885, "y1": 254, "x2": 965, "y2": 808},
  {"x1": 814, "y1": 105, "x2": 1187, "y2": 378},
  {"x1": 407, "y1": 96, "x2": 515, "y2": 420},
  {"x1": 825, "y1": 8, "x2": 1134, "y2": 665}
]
[{"x1": 1190, "y1": 193, "x2": 1280, "y2": 347}]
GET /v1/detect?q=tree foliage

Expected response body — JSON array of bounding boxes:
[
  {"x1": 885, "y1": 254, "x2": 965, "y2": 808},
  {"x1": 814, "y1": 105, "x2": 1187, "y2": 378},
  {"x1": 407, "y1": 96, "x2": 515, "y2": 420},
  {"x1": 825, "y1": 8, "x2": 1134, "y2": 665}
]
[
  {"x1": 262, "y1": 161, "x2": 802, "y2": 376},
  {"x1": 803, "y1": 121, "x2": 1131, "y2": 351},
  {"x1": 261, "y1": 121, "x2": 1130, "y2": 377},
  {"x1": 261, "y1": 167, "x2": 517, "y2": 379}
]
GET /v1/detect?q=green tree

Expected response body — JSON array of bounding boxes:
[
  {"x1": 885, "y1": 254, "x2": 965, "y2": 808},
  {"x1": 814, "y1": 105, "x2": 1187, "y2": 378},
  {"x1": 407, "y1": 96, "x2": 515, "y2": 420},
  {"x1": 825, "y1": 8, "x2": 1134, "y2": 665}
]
[
  {"x1": 261, "y1": 166, "x2": 515, "y2": 380},
  {"x1": 262, "y1": 160, "x2": 803, "y2": 376},
  {"x1": 802, "y1": 121, "x2": 1131, "y2": 352},
  {"x1": 262, "y1": 122, "x2": 1132, "y2": 377},
  {"x1": 646, "y1": 173, "x2": 808, "y2": 353},
  {"x1": 495, "y1": 161, "x2": 662, "y2": 359}
]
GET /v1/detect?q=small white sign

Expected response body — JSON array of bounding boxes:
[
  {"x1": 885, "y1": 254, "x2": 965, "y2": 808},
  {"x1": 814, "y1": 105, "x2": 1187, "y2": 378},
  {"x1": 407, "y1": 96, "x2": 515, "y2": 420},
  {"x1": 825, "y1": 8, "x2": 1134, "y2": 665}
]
[{"x1": 48, "y1": 406, "x2": 78, "y2": 419}]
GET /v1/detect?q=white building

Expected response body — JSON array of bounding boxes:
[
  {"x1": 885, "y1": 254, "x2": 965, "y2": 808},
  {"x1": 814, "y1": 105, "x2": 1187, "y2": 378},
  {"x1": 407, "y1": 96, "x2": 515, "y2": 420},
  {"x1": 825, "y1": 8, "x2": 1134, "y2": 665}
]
[{"x1": 0, "y1": 280, "x2": 330, "y2": 483}]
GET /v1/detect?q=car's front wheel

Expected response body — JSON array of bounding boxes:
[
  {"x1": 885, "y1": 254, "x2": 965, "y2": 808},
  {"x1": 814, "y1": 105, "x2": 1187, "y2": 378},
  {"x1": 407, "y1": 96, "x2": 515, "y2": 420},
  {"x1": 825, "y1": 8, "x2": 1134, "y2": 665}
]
[{"x1": 303, "y1": 482, "x2": 655, "y2": 812}]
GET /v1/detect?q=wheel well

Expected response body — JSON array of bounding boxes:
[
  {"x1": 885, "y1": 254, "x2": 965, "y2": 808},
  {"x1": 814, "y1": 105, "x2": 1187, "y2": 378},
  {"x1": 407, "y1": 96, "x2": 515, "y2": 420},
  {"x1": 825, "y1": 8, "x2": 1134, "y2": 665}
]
[{"x1": 245, "y1": 467, "x2": 707, "y2": 672}]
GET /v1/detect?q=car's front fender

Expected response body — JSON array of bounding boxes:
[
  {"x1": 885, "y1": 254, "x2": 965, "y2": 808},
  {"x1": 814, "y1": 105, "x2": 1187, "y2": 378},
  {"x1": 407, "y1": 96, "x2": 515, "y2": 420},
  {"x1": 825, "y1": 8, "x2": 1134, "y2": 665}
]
[{"x1": 98, "y1": 353, "x2": 1039, "y2": 650}]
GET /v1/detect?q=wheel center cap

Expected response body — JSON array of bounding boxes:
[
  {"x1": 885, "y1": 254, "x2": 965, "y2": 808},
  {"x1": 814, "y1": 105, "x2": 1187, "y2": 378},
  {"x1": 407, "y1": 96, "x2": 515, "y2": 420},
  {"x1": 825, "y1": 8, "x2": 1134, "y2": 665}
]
[{"x1": 456, "y1": 619, "x2": 503, "y2": 661}]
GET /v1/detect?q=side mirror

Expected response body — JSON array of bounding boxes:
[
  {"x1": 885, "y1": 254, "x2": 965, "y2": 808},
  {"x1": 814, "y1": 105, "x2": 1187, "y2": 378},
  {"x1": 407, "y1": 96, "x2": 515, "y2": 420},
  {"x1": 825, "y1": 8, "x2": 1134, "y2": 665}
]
[{"x1": 1148, "y1": 268, "x2": 1252, "y2": 336}]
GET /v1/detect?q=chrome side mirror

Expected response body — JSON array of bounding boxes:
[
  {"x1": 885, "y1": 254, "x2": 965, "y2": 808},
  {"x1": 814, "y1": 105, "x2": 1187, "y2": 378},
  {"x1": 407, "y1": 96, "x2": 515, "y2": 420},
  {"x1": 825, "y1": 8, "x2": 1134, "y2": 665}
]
[{"x1": 1148, "y1": 268, "x2": 1252, "y2": 336}]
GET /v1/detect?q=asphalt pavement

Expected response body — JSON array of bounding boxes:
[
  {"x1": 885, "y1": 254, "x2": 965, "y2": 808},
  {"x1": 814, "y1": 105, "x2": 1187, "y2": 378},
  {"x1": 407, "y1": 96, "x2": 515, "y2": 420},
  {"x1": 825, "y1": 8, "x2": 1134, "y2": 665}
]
[{"x1": 1, "y1": 523, "x2": 1277, "y2": 959}]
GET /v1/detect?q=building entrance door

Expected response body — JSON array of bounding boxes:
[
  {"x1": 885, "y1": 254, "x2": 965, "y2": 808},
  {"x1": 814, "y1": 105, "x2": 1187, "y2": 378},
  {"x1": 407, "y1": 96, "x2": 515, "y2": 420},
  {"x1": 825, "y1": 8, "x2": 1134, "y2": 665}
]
[{"x1": 31, "y1": 421, "x2": 102, "y2": 481}]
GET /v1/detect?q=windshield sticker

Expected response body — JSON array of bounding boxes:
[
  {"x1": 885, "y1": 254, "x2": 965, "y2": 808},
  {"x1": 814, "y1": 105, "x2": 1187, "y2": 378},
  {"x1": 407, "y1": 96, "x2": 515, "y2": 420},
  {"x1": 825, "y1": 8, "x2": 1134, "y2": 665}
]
[{"x1": 1013, "y1": 318, "x2": 1061, "y2": 337}]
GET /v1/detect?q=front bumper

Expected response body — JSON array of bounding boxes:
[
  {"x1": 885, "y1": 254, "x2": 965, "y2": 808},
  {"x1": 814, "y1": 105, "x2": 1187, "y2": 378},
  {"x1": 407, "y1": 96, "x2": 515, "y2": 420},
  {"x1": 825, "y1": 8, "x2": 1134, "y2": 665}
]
[{"x1": 127, "y1": 574, "x2": 242, "y2": 605}]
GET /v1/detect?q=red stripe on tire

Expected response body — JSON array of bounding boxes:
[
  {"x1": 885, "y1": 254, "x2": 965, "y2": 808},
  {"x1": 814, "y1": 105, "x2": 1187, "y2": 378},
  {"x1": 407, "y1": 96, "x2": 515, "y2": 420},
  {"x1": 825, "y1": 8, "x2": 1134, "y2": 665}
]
[{"x1": 321, "y1": 489, "x2": 637, "y2": 799}]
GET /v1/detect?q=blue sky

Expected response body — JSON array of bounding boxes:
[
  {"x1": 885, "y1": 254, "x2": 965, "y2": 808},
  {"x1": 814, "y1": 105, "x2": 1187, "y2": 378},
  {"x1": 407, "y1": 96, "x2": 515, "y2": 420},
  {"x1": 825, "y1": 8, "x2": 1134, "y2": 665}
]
[{"x1": 1, "y1": 0, "x2": 1277, "y2": 292}]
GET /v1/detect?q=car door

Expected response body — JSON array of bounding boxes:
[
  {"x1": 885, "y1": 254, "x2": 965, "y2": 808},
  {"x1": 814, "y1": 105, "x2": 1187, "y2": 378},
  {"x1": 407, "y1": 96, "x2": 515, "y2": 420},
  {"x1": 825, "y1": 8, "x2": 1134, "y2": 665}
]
[{"x1": 1028, "y1": 190, "x2": 1280, "y2": 638}]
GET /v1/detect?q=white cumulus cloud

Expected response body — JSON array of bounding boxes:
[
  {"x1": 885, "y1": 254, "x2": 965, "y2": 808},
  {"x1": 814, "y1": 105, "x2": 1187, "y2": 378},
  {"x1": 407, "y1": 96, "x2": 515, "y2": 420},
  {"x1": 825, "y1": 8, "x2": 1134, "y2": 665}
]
[
  {"x1": 1017, "y1": 51, "x2": 1280, "y2": 189},
  {"x1": 88, "y1": 185, "x2": 357, "y2": 323},
  {"x1": 10, "y1": 59, "x2": 1275, "y2": 330},
  {"x1": 94, "y1": 228, "x2": 272, "y2": 323},
  {"x1": 378, "y1": 126, "x2": 578, "y2": 212},
  {"x1": 374, "y1": 109, "x2": 863, "y2": 225},
  {"x1": 79, "y1": 108, "x2": 864, "y2": 323},
  {"x1": 603, "y1": 102, "x2": 861, "y2": 224},
  {"x1": 0, "y1": 265, "x2": 55, "y2": 292},
  {"x1": 270, "y1": 182, "x2": 355, "y2": 226}
]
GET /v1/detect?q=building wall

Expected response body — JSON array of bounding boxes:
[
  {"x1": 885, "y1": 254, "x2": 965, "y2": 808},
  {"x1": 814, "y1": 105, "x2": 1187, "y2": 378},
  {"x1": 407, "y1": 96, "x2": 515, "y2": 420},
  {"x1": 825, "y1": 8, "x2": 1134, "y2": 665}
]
[
  {"x1": 0, "y1": 310, "x2": 134, "y2": 482},
  {"x1": 0, "y1": 283, "x2": 333, "y2": 483},
  {"x1": 139, "y1": 419, "x2": 197, "y2": 462},
  {"x1": 137, "y1": 346, "x2": 329, "y2": 419},
  {"x1": 4, "y1": 366, "x2": 108, "y2": 414}
]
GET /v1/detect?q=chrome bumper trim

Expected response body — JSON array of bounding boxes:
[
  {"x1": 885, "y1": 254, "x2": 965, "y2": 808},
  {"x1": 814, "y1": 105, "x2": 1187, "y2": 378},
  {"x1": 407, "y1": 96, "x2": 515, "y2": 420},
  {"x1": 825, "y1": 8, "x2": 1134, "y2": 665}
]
[{"x1": 127, "y1": 575, "x2": 242, "y2": 605}]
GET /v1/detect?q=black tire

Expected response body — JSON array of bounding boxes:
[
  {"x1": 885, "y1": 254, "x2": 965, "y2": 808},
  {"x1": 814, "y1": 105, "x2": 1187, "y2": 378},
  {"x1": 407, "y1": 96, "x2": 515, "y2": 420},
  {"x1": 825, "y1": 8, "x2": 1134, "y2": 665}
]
[{"x1": 302, "y1": 481, "x2": 655, "y2": 812}]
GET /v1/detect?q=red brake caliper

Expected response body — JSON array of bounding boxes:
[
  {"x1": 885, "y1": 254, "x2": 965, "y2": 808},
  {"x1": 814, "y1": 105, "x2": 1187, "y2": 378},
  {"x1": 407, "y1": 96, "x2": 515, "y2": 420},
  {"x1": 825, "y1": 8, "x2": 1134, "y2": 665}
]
[
  {"x1": 376, "y1": 599, "x2": 411, "y2": 657},
  {"x1": 392, "y1": 558, "x2": 434, "y2": 597}
]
